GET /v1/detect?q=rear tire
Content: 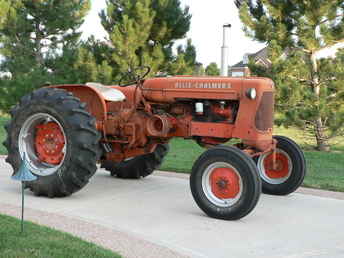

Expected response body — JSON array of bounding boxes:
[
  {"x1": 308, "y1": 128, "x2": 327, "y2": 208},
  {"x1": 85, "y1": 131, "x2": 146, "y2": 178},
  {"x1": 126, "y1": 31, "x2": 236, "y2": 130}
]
[
  {"x1": 4, "y1": 88, "x2": 101, "y2": 197},
  {"x1": 255, "y1": 135, "x2": 306, "y2": 195},
  {"x1": 101, "y1": 144, "x2": 169, "y2": 179},
  {"x1": 190, "y1": 146, "x2": 261, "y2": 220}
]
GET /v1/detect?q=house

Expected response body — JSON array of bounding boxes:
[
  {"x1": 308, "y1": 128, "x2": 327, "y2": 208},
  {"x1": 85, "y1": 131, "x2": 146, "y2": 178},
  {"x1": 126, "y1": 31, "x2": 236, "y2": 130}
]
[
  {"x1": 229, "y1": 42, "x2": 344, "y2": 77},
  {"x1": 229, "y1": 47, "x2": 270, "y2": 77}
]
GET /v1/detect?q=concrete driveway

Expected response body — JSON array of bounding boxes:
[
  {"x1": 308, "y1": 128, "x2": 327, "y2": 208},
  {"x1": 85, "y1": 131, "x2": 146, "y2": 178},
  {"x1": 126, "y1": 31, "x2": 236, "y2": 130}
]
[{"x1": 1, "y1": 157, "x2": 344, "y2": 258}]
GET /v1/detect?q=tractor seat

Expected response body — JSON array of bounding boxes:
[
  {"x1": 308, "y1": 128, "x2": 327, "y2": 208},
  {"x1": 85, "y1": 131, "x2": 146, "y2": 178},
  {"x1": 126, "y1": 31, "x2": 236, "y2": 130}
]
[{"x1": 86, "y1": 82, "x2": 126, "y2": 102}]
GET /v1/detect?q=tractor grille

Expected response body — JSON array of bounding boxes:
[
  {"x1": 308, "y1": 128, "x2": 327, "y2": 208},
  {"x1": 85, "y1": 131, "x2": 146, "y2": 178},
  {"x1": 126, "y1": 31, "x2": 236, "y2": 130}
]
[{"x1": 255, "y1": 92, "x2": 274, "y2": 131}]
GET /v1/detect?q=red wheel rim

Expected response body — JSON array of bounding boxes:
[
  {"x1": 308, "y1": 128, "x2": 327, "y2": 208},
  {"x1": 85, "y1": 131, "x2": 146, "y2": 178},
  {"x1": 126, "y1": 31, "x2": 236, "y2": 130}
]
[
  {"x1": 210, "y1": 168, "x2": 241, "y2": 199},
  {"x1": 263, "y1": 152, "x2": 290, "y2": 179},
  {"x1": 35, "y1": 122, "x2": 66, "y2": 165}
]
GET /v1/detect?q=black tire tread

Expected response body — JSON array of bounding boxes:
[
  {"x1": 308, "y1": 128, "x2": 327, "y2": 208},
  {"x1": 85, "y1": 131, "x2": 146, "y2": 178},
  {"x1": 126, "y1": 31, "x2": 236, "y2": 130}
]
[
  {"x1": 190, "y1": 146, "x2": 261, "y2": 220},
  {"x1": 101, "y1": 144, "x2": 169, "y2": 179},
  {"x1": 256, "y1": 135, "x2": 306, "y2": 195},
  {"x1": 4, "y1": 87, "x2": 101, "y2": 198}
]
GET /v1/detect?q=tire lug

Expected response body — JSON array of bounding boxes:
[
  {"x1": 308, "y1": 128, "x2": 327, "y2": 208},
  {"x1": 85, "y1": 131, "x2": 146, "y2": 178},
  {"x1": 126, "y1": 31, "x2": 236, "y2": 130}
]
[{"x1": 15, "y1": 90, "x2": 100, "y2": 198}]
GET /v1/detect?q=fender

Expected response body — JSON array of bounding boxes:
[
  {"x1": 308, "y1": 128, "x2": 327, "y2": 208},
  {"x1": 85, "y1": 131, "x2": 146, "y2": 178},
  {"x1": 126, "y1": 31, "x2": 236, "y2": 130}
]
[{"x1": 48, "y1": 84, "x2": 109, "y2": 122}]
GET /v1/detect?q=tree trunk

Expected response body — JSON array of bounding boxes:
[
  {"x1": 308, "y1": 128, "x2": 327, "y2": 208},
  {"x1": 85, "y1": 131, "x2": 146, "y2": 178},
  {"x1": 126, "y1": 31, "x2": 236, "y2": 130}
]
[
  {"x1": 311, "y1": 53, "x2": 330, "y2": 151},
  {"x1": 35, "y1": 39, "x2": 43, "y2": 66},
  {"x1": 35, "y1": 21, "x2": 43, "y2": 66},
  {"x1": 314, "y1": 119, "x2": 330, "y2": 151}
]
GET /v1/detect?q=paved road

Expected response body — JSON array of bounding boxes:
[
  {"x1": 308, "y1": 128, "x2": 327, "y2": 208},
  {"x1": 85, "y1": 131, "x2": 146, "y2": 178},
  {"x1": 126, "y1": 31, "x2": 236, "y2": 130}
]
[{"x1": 1, "y1": 158, "x2": 344, "y2": 258}]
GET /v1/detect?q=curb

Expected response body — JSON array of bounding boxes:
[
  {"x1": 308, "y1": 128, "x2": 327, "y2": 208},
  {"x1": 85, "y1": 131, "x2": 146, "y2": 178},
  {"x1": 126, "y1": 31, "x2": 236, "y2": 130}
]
[
  {"x1": 155, "y1": 170, "x2": 344, "y2": 201},
  {"x1": 297, "y1": 187, "x2": 344, "y2": 201},
  {"x1": 1, "y1": 163, "x2": 343, "y2": 200}
]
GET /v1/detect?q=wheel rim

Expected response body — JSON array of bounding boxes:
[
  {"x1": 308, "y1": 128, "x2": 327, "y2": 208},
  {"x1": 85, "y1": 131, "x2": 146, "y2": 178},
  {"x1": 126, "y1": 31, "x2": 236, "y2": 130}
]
[
  {"x1": 202, "y1": 162, "x2": 243, "y2": 207},
  {"x1": 257, "y1": 149, "x2": 292, "y2": 184},
  {"x1": 18, "y1": 113, "x2": 67, "y2": 176}
]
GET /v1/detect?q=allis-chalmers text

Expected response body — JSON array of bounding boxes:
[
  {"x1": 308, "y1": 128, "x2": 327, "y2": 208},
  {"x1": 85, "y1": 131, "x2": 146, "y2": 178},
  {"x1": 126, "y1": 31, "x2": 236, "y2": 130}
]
[{"x1": 174, "y1": 82, "x2": 232, "y2": 89}]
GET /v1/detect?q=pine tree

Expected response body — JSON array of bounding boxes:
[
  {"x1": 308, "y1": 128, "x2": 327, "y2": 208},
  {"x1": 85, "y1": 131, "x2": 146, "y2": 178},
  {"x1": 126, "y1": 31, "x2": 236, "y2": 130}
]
[
  {"x1": 73, "y1": 43, "x2": 113, "y2": 84},
  {"x1": 0, "y1": 0, "x2": 90, "y2": 112},
  {"x1": 168, "y1": 53, "x2": 193, "y2": 75},
  {"x1": 2, "y1": 0, "x2": 90, "y2": 73},
  {"x1": 184, "y1": 39, "x2": 197, "y2": 67},
  {"x1": 0, "y1": 0, "x2": 10, "y2": 29},
  {"x1": 238, "y1": 0, "x2": 344, "y2": 151},
  {"x1": 168, "y1": 39, "x2": 198, "y2": 75},
  {"x1": 205, "y1": 62, "x2": 220, "y2": 76},
  {"x1": 99, "y1": 0, "x2": 191, "y2": 76},
  {"x1": 47, "y1": 38, "x2": 114, "y2": 85}
]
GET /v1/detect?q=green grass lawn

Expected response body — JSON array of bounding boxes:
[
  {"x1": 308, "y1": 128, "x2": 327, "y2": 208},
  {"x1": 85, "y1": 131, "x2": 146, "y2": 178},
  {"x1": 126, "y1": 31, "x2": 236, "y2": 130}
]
[
  {"x1": 0, "y1": 214, "x2": 121, "y2": 258},
  {"x1": 1, "y1": 117, "x2": 343, "y2": 192}
]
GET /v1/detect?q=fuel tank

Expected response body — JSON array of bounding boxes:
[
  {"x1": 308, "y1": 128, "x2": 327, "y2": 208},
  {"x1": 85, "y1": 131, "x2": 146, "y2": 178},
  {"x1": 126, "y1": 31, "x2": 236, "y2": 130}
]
[{"x1": 141, "y1": 76, "x2": 273, "y2": 103}]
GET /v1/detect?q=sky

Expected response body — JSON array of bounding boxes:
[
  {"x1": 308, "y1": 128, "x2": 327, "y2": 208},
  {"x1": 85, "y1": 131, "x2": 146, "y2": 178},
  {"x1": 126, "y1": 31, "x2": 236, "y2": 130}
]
[
  {"x1": 81, "y1": 0, "x2": 343, "y2": 67},
  {"x1": 80, "y1": 0, "x2": 265, "y2": 67}
]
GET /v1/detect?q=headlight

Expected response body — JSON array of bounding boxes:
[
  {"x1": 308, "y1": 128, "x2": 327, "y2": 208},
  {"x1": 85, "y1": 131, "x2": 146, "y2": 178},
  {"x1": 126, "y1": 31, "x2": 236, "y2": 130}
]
[{"x1": 246, "y1": 88, "x2": 257, "y2": 100}]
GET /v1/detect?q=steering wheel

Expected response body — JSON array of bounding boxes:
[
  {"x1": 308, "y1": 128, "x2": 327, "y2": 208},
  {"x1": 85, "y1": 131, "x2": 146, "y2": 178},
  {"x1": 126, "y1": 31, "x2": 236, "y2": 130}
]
[{"x1": 118, "y1": 66, "x2": 151, "y2": 87}]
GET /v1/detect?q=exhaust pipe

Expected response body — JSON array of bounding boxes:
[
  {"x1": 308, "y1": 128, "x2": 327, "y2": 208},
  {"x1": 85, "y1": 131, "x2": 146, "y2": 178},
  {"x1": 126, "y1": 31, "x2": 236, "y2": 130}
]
[{"x1": 221, "y1": 23, "x2": 231, "y2": 76}]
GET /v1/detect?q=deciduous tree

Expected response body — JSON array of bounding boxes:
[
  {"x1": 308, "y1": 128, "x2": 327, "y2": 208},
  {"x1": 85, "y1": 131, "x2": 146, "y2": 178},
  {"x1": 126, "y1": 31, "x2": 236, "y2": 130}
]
[{"x1": 205, "y1": 62, "x2": 220, "y2": 76}]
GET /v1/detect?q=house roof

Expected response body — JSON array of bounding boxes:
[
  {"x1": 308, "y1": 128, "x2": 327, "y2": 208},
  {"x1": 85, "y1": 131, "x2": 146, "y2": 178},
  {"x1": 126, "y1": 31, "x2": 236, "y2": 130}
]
[
  {"x1": 232, "y1": 60, "x2": 245, "y2": 68},
  {"x1": 232, "y1": 47, "x2": 269, "y2": 68}
]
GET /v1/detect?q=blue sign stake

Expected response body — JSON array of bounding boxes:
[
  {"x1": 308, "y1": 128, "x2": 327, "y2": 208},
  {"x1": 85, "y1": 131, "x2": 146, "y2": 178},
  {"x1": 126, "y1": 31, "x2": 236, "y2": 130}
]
[{"x1": 11, "y1": 153, "x2": 37, "y2": 233}]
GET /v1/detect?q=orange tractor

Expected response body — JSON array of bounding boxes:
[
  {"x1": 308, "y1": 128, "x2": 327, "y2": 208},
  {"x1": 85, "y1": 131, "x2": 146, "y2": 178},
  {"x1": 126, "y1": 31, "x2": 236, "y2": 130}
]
[{"x1": 4, "y1": 67, "x2": 306, "y2": 220}]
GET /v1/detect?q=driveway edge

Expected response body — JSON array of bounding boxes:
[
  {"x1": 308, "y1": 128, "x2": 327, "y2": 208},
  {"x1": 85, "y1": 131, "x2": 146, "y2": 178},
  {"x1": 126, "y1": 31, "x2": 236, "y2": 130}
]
[
  {"x1": 155, "y1": 170, "x2": 344, "y2": 200},
  {"x1": 0, "y1": 203, "x2": 188, "y2": 258},
  {"x1": 1, "y1": 158, "x2": 343, "y2": 201}
]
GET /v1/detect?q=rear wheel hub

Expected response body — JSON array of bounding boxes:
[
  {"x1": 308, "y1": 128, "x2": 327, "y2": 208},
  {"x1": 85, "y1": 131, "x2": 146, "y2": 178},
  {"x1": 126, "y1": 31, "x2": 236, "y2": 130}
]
[
  {"x1": 18, "y1": 113, "x2": 67, "y2": 176},
  {"x1": 35, "y1": 122, "x2": 65, "y2": 165}
]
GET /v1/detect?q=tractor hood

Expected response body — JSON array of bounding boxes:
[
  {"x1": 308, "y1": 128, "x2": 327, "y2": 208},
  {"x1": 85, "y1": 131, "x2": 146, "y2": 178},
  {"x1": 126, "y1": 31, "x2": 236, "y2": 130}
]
[{"x1": 142, "y1": 76, "x2": 274, "y2": 103}]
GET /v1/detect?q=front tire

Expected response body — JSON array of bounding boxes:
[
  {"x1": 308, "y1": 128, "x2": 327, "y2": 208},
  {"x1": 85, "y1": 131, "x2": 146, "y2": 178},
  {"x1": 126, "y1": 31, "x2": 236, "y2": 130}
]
[
  {"x1": 256, "y1": 136, "x2": 306, "y2": 195},
  {"x1": 190, "y1": 146, "x2": 261, "y2": 220},
  {"x1": 4, "y1": 88, "x2": 101, "y2": 197}
]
